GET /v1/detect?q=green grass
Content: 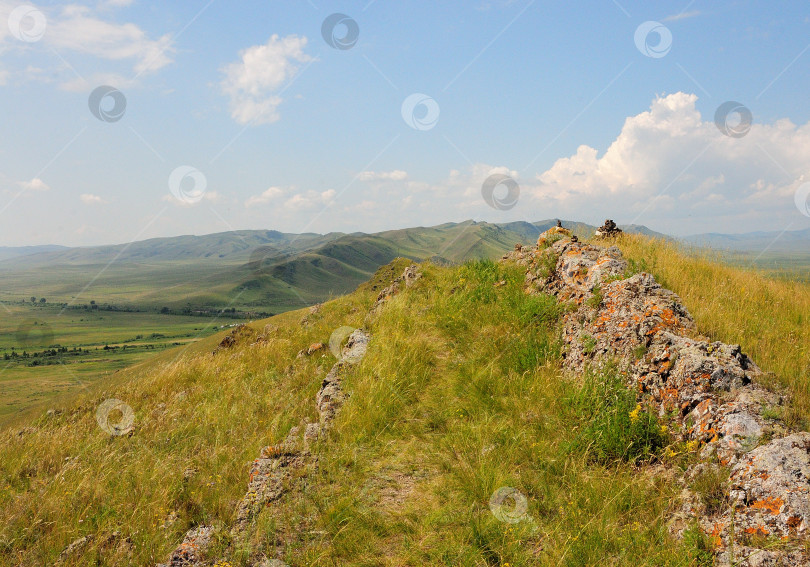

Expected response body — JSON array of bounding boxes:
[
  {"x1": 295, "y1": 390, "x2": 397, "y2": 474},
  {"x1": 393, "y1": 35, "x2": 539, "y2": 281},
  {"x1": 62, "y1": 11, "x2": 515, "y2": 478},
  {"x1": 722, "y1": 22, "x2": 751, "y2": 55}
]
[
  {"x1": 4, "y1": 246, "x2": 800, "y2": 565},
  {"x1": 0, "y1": 257, "x2": 716, "y2": 566}
]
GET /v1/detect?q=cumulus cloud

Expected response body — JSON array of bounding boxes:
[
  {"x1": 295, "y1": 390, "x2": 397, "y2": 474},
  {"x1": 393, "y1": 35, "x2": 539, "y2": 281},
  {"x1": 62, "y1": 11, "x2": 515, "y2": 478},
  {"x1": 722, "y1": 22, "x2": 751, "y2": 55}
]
[
  {"x1": 286, "y1": 189, "x2": 336, "y2": 210},
  {"x1": 245, "y1": 186, "x2": 284, "y2": 207},
  {"x1": 0, "y1": 1, "x2": 173, "y2": 89},
  {"x1": 19, "y1": 177, "x2": 49, "y2": 191},
  {"x1": 529, "y1": 92, "x2": 810, "y2": 232},
  {"x1": 48, "y1": 5, "x2": 173, "y2": 77},
  {"x1": 358, "y1": 170, "x2": 409, "y2": 182},
  {"x1": 80, "y1": 193, "x2": 106, "y2": 204},
  {"x1": 221, "y1": 35, "x2": 312, "y2": 125},
  {"x1": 245, "y1": 186, "x2": 336, "y2": 210}
]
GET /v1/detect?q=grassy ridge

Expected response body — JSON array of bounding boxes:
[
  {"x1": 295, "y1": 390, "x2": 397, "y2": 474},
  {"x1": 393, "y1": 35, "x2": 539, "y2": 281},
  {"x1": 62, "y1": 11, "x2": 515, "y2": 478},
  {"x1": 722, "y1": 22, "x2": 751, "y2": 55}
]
[
  {"x1": 0, "y1": 256, "x2": 714, "y2": 566},
  {"x1": 615, "y1": 235, "x2": 810, "y2": 426}
]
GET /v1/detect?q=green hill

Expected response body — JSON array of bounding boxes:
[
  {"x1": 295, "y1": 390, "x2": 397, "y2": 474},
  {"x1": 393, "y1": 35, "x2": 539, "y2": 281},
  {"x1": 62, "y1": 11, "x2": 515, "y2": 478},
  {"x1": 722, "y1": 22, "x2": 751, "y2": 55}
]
[{"x1": 2, "y1": 232, "x2": 809, "y2": 565}]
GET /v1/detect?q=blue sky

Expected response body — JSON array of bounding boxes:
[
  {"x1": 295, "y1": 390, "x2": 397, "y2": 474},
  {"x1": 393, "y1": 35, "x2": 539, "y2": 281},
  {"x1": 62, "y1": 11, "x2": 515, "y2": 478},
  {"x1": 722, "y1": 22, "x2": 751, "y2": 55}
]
[{"x1": 1, "y1": 0, "x2": 810, "y2": 245}]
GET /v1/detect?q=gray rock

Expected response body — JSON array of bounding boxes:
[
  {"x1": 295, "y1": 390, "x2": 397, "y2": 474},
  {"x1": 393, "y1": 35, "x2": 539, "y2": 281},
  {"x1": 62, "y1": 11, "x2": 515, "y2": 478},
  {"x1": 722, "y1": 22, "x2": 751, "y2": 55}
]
[{"x1": 502, "y1": 235, "x2": 810, "y2": 563}]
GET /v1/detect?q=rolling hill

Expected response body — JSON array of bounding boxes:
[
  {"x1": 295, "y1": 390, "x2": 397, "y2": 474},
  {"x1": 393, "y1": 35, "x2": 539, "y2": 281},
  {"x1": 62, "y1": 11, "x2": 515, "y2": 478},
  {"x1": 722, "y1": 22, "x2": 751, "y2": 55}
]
[
  {"x1": 2, "y1": 231, "x2": 809, "y2": 565},
  {"x1": 0, "y1": 220, "x2": 664, "y2": 313}
]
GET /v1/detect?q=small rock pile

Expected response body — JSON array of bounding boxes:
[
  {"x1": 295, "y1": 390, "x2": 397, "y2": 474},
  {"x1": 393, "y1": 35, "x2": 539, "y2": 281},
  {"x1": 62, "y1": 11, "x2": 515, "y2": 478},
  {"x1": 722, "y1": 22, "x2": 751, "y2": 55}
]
[
  {"x1": 594, "y1": 218, "x2": 622, "y2": 237},
  {"x1": 504, "y1": 230, "x2": 810, "y2": 566}
]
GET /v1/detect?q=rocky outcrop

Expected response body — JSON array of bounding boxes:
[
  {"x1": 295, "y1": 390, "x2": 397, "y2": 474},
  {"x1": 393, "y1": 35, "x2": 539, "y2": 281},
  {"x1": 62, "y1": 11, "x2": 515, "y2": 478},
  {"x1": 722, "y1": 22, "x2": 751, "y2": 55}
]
[
  {"x1": 213, "y1": 324, "x2": 256, "y2": 354},
  {"x1": 157, "y1": 526, "x2": 214, "y2": 567},
  {"x1": 368, "y1": 264, "x2": 421, "y2": 318},
  {"x1": 504, "y1": 229, "x2": 808, "y2": 565},
  {"x1": 536, "y1": 220, "x2": 570, "y2": 247},
  {"x1": 306, "y1": 329, "x2": 369, "y2": 443}
]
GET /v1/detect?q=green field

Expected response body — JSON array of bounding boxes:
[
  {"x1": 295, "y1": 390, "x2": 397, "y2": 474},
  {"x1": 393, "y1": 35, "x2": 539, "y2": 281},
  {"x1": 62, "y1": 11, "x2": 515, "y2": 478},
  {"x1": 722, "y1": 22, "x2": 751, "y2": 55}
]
[{"x1": 0, "y1": 302, "x2": 240, "y2": 423}]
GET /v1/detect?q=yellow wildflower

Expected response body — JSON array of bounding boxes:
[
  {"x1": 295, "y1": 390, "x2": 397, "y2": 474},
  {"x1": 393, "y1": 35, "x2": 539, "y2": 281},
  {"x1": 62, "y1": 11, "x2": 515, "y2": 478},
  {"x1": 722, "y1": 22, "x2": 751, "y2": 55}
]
[{"x1": 629, "y1": 403, "x2": 641, "y2": 424}]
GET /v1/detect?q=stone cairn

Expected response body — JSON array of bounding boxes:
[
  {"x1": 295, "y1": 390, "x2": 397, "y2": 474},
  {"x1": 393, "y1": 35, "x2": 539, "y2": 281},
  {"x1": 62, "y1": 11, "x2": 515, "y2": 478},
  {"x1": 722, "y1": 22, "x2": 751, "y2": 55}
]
[
  {"x1": 503, "y1": 229, "x2": 810, "y2": 566},
  {"x1": 594, "y1": 219, "x2": 622, "y2": 238},
  {"x1": 156, "y1": 265, "x2": 421, "y2": 567}
]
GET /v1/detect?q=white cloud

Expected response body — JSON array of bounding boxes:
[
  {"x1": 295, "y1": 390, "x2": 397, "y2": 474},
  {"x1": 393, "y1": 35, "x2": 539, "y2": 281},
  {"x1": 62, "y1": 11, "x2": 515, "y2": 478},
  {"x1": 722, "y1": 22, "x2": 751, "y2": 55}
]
[
  {"x1": 80, "y1": 193, "x2": 106, "y2": 204},
  {"x1": 19, "y1": 177, "x2": 49, "y2": 191},
  {"x1": 285, "y1": 189, "x2": 335, "y2": 210},
  {"x1": 0, "y1": 2, "x2": 173, "y2": 89},
  {"x1": 528, "y1": 92, "x2": 810, "y2": 232},
  {"x1": 245, "y1": 186, "x2": 284, "y2": 207},
  {"x1": 245, "y1": 186, "x2": 336, "y2": 210},
  {"x1": 221, "y1": 34, "x2": 312, "y2": 125},
  {"x1": 358, "y1": 170, "x2": 409, "y2": 182},
  {"x1": 48, "y1": 5, "x2": 173, "y2": 75}
]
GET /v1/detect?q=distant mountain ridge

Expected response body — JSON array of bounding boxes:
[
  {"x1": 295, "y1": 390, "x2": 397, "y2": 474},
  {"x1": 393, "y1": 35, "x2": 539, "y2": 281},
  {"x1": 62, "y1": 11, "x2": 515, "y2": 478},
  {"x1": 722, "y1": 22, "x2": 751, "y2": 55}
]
[
  {"x1": 0, "y1": 220, "x2": 660, "y2": 314},
  {"x1": 684, "y1": 227, "x2": 810, "y2": 253},
  {"x1": 0, "y1": 220, "x2": 663, "y2": 268},
  {"x1": 0, "y1": 245, "x2": 68, "y2": 262},
  {"x1": 10, "y1": 219, "x2": 801, "y2": 316}
]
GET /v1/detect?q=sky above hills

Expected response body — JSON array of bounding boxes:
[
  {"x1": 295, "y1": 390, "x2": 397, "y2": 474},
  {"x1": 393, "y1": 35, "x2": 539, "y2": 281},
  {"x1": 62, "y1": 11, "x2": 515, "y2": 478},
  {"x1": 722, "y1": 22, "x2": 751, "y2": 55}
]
[{"x1": 1, "y1": 0, "x2": 810, "y2": 246}]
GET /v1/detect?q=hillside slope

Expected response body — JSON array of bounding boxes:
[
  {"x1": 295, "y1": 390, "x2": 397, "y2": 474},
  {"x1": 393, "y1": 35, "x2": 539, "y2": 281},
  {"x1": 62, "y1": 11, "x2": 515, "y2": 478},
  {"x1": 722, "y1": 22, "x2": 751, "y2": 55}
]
[
  {"x1": 0, "y1": 255, "x2": 690, "y2": 566},
  {"x1": 3, "y1": 234, "x2": 808, "y2": 566}
]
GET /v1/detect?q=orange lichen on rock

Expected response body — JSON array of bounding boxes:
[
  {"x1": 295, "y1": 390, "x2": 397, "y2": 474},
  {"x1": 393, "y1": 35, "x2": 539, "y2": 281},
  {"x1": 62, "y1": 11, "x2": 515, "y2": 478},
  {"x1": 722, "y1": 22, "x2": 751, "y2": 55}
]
[
  {"x1": 744, "y1": 525, "x2": 771, "y2": 535},
  {"x1": 751, "y1": 497, "x2": 785, "y2": 515}
]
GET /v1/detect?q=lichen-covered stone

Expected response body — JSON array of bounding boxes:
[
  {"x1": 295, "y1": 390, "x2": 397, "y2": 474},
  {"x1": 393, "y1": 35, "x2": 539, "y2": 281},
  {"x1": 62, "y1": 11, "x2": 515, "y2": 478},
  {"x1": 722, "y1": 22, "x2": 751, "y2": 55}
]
[
  {"x1": 502, "y1": 235, "x2": 810, "y2": 564},
  {"x1": 158, "y1": 525, "x2": 214, "y2": 567},
  {"x1": 722, "y1": 434, "x2": 810, "y2": 539}
]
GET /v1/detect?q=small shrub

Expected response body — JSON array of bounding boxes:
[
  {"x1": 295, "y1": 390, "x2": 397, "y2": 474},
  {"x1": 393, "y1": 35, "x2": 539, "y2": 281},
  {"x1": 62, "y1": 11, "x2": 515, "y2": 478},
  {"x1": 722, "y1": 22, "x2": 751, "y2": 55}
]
[
  {"x1": 624, "y1": 256, "x2": 651, "y2": 278},
  {"x1": 536, "y1": 250, "x2": 559, "y2": 279},
  {"x1": 566, "y1": 366, "x2": 667, "y2": 464}
]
